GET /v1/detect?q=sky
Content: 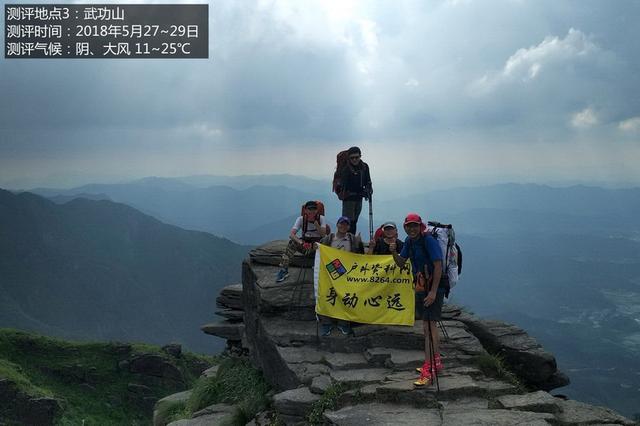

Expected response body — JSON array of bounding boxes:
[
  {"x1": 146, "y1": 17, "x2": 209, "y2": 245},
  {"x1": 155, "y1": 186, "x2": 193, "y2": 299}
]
[{"x1": 1, "y1": 0, "x2": 640, "y2": 189}]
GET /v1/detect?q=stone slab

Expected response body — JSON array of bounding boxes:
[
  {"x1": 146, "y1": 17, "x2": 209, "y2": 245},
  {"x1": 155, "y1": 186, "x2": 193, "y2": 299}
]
[
  {"x1": 324, "y1": 352, "x2": 370, "y2": 370},
  {"x1": 324, "y1": 403, "x2": 442, "y2": 425},
  {"x1": 310, "y1": 375, "x2": 332, "y2": 394},
  {"x1": 216, "y1": 283, "x2": 243, "y2": 310},
  {"x1": 200, "y1": 322, "x2": 244, "y2": 340},
  {"x1": 273, "y1": 387, "x2": 321, "y2": 417},
  {"x1": 494, "y1": 390, "x2": 561, "y2": 414},
  {"x1": 439, "y1": 397, "x2": 489, "y2": 411},
  {"x1": 167, "y1": 403, "x2": 234, "y2": 426},
  {"x1": 329, "y1": 368, "x2": 390, "y2": 386},
  {"x1": 555, "y1": 399, "x2": 635, "y2": 425},
  {"x1": 441, "y1": 409, "x2": 554, "y2": 425},
  {"x1": 277, "y1": 346, "x2": 326, "y2": 364},
  {"x1": 289, "y1": 363, "x2": 331, "y2": 385}
]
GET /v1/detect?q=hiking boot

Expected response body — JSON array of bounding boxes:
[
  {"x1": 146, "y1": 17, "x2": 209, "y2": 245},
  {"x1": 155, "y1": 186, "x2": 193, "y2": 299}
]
[
  {"x1": 337, "y1": 324, "x2": 352, "y2": 335},
  {"x1": 321, "y1": 324, "x2": 333, "y2": 336},
  {"x1": 415, "y1": 356, "x2": 443, "y2": 373},
  {"x1": 413, "y1": 365, "x2": 433, "y2": 387},
  {"x1": 275, "y1": 268, "x2": 289, "y2": 283}
]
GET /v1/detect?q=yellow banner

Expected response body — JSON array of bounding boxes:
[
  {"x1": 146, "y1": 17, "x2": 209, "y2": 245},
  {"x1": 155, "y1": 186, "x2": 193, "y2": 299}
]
[{"x1": 315, "y1": 244, "x2": 415, "y2": 326}]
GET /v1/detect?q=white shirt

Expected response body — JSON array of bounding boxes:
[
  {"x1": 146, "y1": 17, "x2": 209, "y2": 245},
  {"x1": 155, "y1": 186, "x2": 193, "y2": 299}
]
[
  {"x1": 330, "y1": 233, "x2": 352, "y2": 252},
  {"x1": 292, "y1": 215, "x2": 327, "y2": 239}
]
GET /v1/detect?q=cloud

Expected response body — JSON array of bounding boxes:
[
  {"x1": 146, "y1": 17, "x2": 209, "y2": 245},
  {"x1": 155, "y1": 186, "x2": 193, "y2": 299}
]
[
  {"x1": 471, "y1": 28, "x2": 599, "y2": 94},
  {"x1": 618, "y1": 116, "x2": 640, "y2": 132},
  {"x1": 2, "y1": 1, "x2": 640, "y2": 186},
  {"x1": 571, "y1": 108, "x2": 599, "y2": 129}
]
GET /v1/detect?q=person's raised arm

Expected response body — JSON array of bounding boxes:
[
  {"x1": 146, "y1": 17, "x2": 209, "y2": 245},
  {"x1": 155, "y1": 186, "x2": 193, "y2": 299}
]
[{"x1": 389, "y1": 242, "x2": 406, "y2": 267}]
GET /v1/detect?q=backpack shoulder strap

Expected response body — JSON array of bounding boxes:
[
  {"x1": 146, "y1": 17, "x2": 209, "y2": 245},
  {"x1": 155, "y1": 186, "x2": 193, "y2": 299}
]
[{"x1": 420, "y1": 235, "x2": 433, "y2": 265}]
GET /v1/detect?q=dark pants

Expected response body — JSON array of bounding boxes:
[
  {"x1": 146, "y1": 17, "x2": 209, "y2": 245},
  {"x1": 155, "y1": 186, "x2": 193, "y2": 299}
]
[
  {"x1": 342, "y1": 199, "x2": 363, "y2": 234},
  {"x1": 415, "y1": 289, "x2": 446, "y2": 321},
  {"x1": 279, "y1": 239, "x2": 314, "y2": 268}
]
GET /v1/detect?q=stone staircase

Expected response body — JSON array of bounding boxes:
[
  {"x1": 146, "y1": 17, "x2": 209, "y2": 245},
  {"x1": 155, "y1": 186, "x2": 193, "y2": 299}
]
[{"x1": 200, "y1": 241, "x2": 635, "y2": 425}]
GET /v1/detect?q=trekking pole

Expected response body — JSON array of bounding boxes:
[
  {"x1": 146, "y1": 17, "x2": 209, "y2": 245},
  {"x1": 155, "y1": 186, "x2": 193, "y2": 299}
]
[
  {"x1": 368, "y1": 196, "x2": 374, "y2": 242},
  {"x1": 296, "y1": 266, "x2": 306, "y2": 320},
  {"x1": 427, "y1": 312, "x2": 440, "y2": 392},
  {"x1": 438, "y1": 320, "x2": 450, "y2": 342},
  {"x1": 287, "y1": 260, "x2": 307, "y2": 320},
  {"x1": 425, "y1": 282, "x2": 440, "y2": 392}
]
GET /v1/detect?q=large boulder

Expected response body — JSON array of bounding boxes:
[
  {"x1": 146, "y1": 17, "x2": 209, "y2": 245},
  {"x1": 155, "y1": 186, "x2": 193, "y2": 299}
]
[
  {"x1": 456, "y1": 312, "x2": 569, "y2": 390},
  {"x1": 250, "y1": 240, "x2": 315, "y2": 268}
]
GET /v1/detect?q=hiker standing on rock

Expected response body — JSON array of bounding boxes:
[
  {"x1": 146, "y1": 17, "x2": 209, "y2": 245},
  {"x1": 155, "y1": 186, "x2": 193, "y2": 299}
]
[
  {"x1": 333, "y1": 147, "x2": 372, "y2": 235},
  {"x1": 390, "y1": 213, "x2": 444, "y2": 387},
  {"x1": 315, "y1": 216, "x2": 364, "y2": 336},
  {"x1": 276, "y1": 201, "x2": 327, "y2": 283}
]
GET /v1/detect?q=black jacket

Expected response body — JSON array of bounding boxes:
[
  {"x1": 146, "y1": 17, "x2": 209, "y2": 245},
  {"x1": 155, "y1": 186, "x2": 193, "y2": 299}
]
[{"x1": 338, "y1": 161, "x2": 372, "y2": 201}]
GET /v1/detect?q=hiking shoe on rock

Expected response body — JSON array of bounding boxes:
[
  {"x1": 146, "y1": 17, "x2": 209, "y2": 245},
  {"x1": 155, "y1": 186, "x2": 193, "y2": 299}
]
[
  {"x1": 276, "y1": 268, "x2": 289, "y2": 283},
  {"x1": 413, "y1": 367, "x2": 432, "y2": 387},
  {"x1": 321, "y1": 324, "x2": 333, "y2": 337},
  {"x1": 337, "y1": 324, "x2": 352, "y2": 335},
  {"x1": 415, "y1": 356, "x2": 443, "y2": 374}
]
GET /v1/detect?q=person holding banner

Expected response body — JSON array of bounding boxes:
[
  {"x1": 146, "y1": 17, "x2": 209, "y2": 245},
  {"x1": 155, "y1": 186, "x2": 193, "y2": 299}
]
[
  {"x1": 316, "y1": 216, "x2": 364, "y2": 336},
  {"x1": 390, "y1": 213, "x2": 444, "y2": 387}
]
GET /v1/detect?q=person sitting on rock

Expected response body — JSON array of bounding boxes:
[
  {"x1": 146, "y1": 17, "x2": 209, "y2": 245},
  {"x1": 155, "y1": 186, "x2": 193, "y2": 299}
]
[
  {"x1": 276, "y1": 201, "x2": 327, "y2": 283},
  {"x1": 316, "y1": 216, "x2": 364, "y2": 336},
  {"x1": 367, "y1": 221, "x2": 404, "y2": 255},
  {"x1": 390, "y1": 213, "x2": 444, "y2": 387}
]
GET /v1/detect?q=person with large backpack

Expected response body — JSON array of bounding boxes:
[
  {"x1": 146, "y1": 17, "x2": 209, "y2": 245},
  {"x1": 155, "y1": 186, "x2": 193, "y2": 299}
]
[
  {"x1": 315, "y1": 216, "x2": 364, "y2": 336},
  {"x1": 332, "y1": 146, "x2": 372, "y2": 235},
  {"x1": 367, "y1": 221, "x2": 404, "y2": 255},
  {"x1": 390, "y1": 213, "x2": 444, "y2": 387},
  {"x1": 276, "y1": 200, "x2": 328, "y2": 283}
]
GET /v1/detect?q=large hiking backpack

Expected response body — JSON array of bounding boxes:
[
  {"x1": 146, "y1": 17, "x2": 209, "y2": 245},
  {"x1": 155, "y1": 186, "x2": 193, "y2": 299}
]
[
  {"x1": 373, "y1": 224, "x2": 385, "y2": 241},
  {"x1": 332, "y1": 150, "x2": 350, "y2": 200},
  {"x1": 426, "y1": 221, "x2": 462, "y2": 289},
  {"x1": 300, "y1": 200, "x2": 329, "y2": 236}
]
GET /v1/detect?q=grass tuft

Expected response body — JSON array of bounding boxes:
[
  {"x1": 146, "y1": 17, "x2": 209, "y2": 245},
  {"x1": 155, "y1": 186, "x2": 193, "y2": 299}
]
[
  {"x1": 307, "y1": 382, "x2": 346, "y2": 425},
  {"x1": 475, "y1": 352, "x2": 525, "y2": 391},
  {"x1": 180, "y1": 356, "x2": 270, "y2": 425}
]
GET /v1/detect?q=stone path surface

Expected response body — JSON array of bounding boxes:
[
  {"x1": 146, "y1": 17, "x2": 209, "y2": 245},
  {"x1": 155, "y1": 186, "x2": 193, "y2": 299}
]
[{"x1": 195, "y1": 241, "x2": 635, "y2": 426}]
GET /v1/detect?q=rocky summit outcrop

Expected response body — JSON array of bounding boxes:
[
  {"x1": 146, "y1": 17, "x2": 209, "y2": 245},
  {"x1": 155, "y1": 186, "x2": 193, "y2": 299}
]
[{"x1": 202, "y1": 240, "x2": 635, "y2": 425}]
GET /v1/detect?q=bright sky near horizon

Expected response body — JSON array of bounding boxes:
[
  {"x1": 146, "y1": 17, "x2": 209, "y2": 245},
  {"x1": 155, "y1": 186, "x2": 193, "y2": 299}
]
[{"x1": 1, "y1": 0, "x2": 639, "y2": 189}]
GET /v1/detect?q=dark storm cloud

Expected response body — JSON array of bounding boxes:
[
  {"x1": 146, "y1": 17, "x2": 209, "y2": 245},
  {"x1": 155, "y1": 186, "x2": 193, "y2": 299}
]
[{"x1": 1, "y1": 0, "x2": 639, "y2": 186}]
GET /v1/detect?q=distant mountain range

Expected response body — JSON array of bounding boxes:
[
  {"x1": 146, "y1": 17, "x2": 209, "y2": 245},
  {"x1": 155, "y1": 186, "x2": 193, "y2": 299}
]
[
  {"x1": 28, "y1": 178, "x2": 640, "y2": 244},
  {"x1": 29, "y1": 176, "x2": 342, "y2": 245},
  {"x1": 14, "y1": 176, "x2": 640, "y2": 417},
  {"x1": 0, "y1": 189, "x2": 249, "y2": 354}
]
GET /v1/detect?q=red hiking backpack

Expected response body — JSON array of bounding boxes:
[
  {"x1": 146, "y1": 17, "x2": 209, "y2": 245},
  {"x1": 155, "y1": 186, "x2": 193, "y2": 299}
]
[
  {"x1": 332, "y1": 150, "x2": 350, "y2": 200},
  {"x1": 373, "y1": 225, "x2": 385, "y2": 241}
]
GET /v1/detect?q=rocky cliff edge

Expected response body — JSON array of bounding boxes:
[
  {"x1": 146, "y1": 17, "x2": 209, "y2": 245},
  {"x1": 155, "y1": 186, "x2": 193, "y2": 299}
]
[{"x1": 197, "y1": 240, "x2": 634, "y2": 426}]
